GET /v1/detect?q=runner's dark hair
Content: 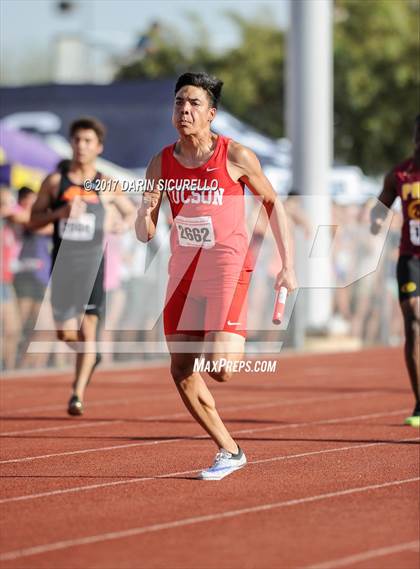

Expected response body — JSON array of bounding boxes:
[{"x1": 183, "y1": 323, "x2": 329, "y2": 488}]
[
  {"x1": 69, "y1": 117, "x2": 106, "y2": 143},
  {"x1": 175, "y1": 72, "x2": 223, "y2": 108}
]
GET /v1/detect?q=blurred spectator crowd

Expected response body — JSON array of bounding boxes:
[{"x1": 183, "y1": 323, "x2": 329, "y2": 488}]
[
  {"x1": 0, "y1": 184, "x2": 169, "y2": 371},
  {"x1": 1, "y1": 183, "x2": 403, "y2": 372}
]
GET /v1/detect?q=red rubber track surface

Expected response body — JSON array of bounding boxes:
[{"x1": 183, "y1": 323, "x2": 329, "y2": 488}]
[{"x1": 0, "y1": 347, "x2": 419, "y2": 569}]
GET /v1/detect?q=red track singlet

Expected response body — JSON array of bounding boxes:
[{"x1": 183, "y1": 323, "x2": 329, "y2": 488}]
[{"x1": 161, "y1": 134, "x2": 252, "y2": 280}]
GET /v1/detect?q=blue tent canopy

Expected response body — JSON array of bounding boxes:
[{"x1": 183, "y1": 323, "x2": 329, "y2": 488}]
[
  {"x1": 0, "y1": 80, "x2": 287, "y2": 170},
  {"x1": 0, "y1": 80, "x2": 183, "y2": 169}
]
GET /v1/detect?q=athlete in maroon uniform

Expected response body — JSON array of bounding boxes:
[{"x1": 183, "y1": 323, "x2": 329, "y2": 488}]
[
  {"x1": 371, "y1": 115, "x2": 420, "y2": 427},
  {"x1": 136, "y1": 72, "x2": 297, "y2": 479}
]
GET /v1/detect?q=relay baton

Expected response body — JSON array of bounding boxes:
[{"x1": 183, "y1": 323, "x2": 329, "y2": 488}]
[{"x1": 272, "y1": 286, "x2": 288, "y2": 325}]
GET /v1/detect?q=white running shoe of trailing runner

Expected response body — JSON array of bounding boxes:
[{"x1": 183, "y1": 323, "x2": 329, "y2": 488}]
[{"x1": 197, "y1": 447, "x2": 247, "y2": 480}]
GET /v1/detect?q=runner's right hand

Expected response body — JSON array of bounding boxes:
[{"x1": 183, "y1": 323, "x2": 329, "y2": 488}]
[
  {"x1": 370, "y1": 206, "x2": 385, "y2": 235},
  {"x1": 139, "y1": 189, "x2": 160, "y2": 214},
  {"x1": 370, "y1": 218, "x2": 383, "y2": 235},
  {"x1": 59, "y1": 196, "x2": 87, "y2": 219}
]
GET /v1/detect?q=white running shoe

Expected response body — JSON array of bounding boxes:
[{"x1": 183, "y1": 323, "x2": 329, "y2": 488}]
[{"x1": 197, "y1": 447, "x2": 247, "y2": 480}]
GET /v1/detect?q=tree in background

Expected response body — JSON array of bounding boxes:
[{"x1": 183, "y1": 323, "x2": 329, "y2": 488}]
[
  {"x1": 116, "y1": 0, "x2": 418, "y2": 175},
  {"x1": 115, "y1": 13, "x2": 285, "y2": 138},
  {"x1": 209, "y1": 14, "x2": 285, "y2": 139},
  {"x1": 115, "y1": 21, "x2": 189, "y2": 79},
  {"x1": 334, "y1": 0, "x2": 418, "y2": 174}
]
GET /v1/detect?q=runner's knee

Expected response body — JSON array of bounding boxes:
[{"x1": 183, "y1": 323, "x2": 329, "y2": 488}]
[
  {"x1": 208, "y1": 367, "x2": 233, "y2": 383},
  {"x1": 402, "y1": 300, "x2": 420, "y2": 343},
  {"x1": 170, "y1": 361, "x2": 194, "y2": 384},
  {"x1": 404, "y1": 315, "x2": 420, "y2": 347},
  {"x1": 57, "y1": 330, "x2": 78, "y2": 343}
]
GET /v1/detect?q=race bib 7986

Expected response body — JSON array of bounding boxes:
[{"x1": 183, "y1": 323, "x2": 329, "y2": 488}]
[{"x1": 58, "y1": 213, "x2": 96, "y2": 242}]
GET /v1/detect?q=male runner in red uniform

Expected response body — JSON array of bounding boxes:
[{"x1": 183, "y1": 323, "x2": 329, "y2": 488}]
[
  {"x1": 31, "y1": 118, "x2": 134, "y2": 415},
  {"x1": 136, "y1": 73, "x2": 297, "y2": 479},
  {"x1": 371, "y1": 115, "x2": 420, "y2": 428}
]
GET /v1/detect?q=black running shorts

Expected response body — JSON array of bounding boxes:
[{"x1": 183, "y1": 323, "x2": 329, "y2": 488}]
[
  {"x1": 51, "y1": 254, "x2": 105, "y2": 322},
  {"x1": 397, "y1": 255, "x2": 420, "y2": 302}
]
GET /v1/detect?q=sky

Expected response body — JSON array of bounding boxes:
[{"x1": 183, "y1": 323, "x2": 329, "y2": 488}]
[{"x1": 0, "y1": 0, "x2": 289, "y2": 85}]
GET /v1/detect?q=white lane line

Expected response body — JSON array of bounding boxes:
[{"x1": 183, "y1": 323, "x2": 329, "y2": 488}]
[
  {"x1": 0, "y1": 388, "x2": 405, "y2": 438},
  {"x1": 1, "y1": 391, "x2": 270, "y2": 436},
  {"x1": 0, "y1": 356, "x2": 405, "y2": 416},
  {"x1": 0, "y1": 477, "x2": 418, "y2": 562},
  {"x1": 303, "y1": 541, "x2": 420, "y2": 569},
  {"x1": 0, "y1": 407, "x2": 412, "y2": 465},
  {"x1": 0, "y1": 392, "x2": 339, "y2": 436},
  {"x1": 0, "y1": 420, "x2": 123, "y2": 437},
  {"x1": 0, "y1": 392, "x2": 176, "y2": 418},
  {"x1": 247, "y1": 436, "x2": 419, "y2": 468},
  {"x1": 233, "y1": 408, "x2": 414, "y2": 436},
  {"x1": 303, "y1": 368, "x2": 380, "y2": 377},
  {"x1": 0, "y1": 390, "x2": 378, "y2": 437},
  {"x1": 0, "y1": 431, "x2": 417, "y2": 505},
  {"x1": 0, "y1": 360, "x2": 169, "y2": 382},
  {"x1": 0, "y1": 385, "x2": 303, "y2": 417},
  {"x1": 0, "y1": 392, "x2": 353, "y2": 437}
]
